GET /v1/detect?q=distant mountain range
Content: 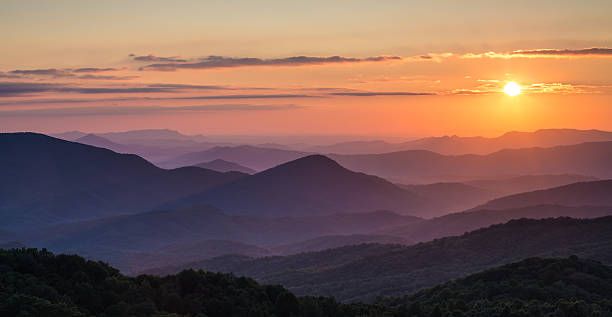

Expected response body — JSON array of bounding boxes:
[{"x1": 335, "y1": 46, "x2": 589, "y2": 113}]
[
  {"x1": 382, "y1": 204, "x2": 612, "y2": 243},
  {"x1": 474, "y1": 179, "x2": 612, "y2": 210},
  {"x1": 0, "y1": 133, "x2": 244, "y2": 229},
  {"x1": 465, "y1": 173, "x2": 598, "y2": 195},
  {"x1": 63, "y1": 129, "x2": 612, "y2": 175},
  {"x1": 160, "y1": 145, "x2": 309, "y2": 170},
  {"x1": 309, "y1": 128, "x2": 612, "y2": 155},
  {"x1": 194, "y1": 159, "x2": 256, "y2": 174},
  {"x1": 156, "y1": 216, "x2": 612, "y2": 301},
  {"x1": 61, "y1": 129, "x2": 233, "y2": 163},
  {"x1": 331, "y1": 141, "x2": 612, "y2": 183}
]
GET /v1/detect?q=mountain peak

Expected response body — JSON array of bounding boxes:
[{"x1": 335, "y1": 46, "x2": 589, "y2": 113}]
[{"x1": 271, "y1": 154, "x2": 342, "y2": 170}]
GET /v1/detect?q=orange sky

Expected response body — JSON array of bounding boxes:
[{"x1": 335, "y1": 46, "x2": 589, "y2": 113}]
[{"x1": 1, "y1": 0, "x2": 611, "y2": 138}]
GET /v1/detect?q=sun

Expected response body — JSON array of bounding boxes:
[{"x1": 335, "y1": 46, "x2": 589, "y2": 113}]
[{"x1": 503, "y1": 81, "x2": 522, "y2": 96}]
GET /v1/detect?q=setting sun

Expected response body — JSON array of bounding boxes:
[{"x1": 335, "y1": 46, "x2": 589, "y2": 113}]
[{"x1": 504, "y1": 82, "x2": 522, "y2": 96}]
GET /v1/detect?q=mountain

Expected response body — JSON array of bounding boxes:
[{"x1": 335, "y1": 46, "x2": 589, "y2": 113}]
[
  {"x1": 382, "y1": 256, "x2": 612, "y2": 316},
  {"x1": 99, "y1": 128, "x2": 206, "y2": 143},
  {"x1": 271, "y1": 234, "x2": 408, "y2": 255},
  {"x1": 311, "y1": 129, "x2": 612, "y2": 155},
  {"x1": 166, "y1": 216, "x2": 612, "y2": 301},
  {"x1": 331, "y1": 141, "x2": 612, "y2": 183},
  {"x1": 307, "y1": 140, "x2": 398, "y2": 155},
  {"x1": 170, "y1": 155, "x2": 431, "y2": 217},
  {"x1": 399, "y1": 182, "x2": 497, "y2": 213},
  {"x1": 475, "y1": 180, "x2": 612, "y2": 211},
  {"x1": 61, "y1": 129, "x2": 235, "y2": 163},
  {"x1": 466, "y1": 173, "x2": 598, "y2": 195},
  {"x1": 75, "y1": 133, "x2": 130, "y2": 152},
  {"x1": 383, "y1": 204, "x2": 612, "y2": 243},
  {"x1": 195, "y1": 159, "x2": 256, "y2": 174},
  {"x1": 25, "y1": 207, "x2": 420, "y2": 273},
  {"x1": 160, "y1": 145, "x2": 309, "y2": 170},
  {"x1": 0, "y1": 133, "x2": 245, "y2": 229}
]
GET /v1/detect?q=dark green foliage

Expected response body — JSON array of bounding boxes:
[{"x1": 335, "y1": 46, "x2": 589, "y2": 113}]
[
  {"x1": 0, "y1": 248, "x2": 390, "y2": 317},
  {"x1": 3, "y1": 249, "x2": 612, "y2": 316},
  {"x1": 380, "y1": 256, "x2": 612, "y2": 316}
]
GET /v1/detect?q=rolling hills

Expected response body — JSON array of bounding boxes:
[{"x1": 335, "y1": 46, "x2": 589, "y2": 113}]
[
  {"x1": 331, "y1": 141, "x2": 612, "y2": 183},
  {"x1": 156, "y1": 216, "x2": 612, "y2": 301},
  {"x1": 310, "y1": 128, "x2": 612, "y2": 155}
]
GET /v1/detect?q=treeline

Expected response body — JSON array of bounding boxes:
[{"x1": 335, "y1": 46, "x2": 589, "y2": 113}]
[
  {"x1": 2, "y1": 249, "x2": 612, "y2": 316},
  {"x1": 0, "y1": 248, "x2": 387, "y2": 317},
  {"x1": 379, "y1": 256, "x2": 612, "y2": 317}
]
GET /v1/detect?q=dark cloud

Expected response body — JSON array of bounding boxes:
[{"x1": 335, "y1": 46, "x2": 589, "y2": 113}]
[
  {"x1": 0, "y1": 82, "x2": 171, "y2": 96},
  {"x1": 511, "y1": 47, "x2": 612, "y2": 56},
  {"x1": 7, "y1": 67, "x2": 126, "y2": 80},
  {"x1": 9, "y1": 68, "x2": 73, "y2": 78},
  {"x1": 67, "y1": 87, "x2": 171, "y2": 94},
  {"x1": 330, "y1": 91, "x2": 435, "y2": 96},
  {"x1": 130, "y1": 54, "x2": 188, "y2": 62},
  {"x1": 174, "y1": 94, "x2": 314, "y2": 100},
  {"x1": 0, "y1": 82, "x2": 63, "y2": 96},
  {"x1": 141, "y1": 55, "x2": 402, "y2": 71},
  {"x1": 0, "y1": 104, "x2": 300, "y2": 117},
  {"x1": 71, "y1": 67, "x2": 118, "y2": 73},
  {"x1": 147, "y1": 83, "x2": 229, "y2": 90},
  {"x1": 77, "y1": 74, "x2": 138, "y2": 80},
  {"x1": 0, "y1": 82, "x2": 313, "y2": 99}
]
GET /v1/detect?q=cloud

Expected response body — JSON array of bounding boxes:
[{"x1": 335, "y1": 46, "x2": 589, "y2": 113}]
[
  {"x1": 71, "y1": 67, "x2": 118, "y2": 73},
  {"x1": 174, "y1": 93, "x2": 314, "y2": 100},
  {"x1": 140, "y1": 55, "x2": 402, "y2": 71},
  {"x1": 147, "y1": 83, "x2": 230, "y2": 90},
  {"x1": 0, "y1": 82, "x2": 313, "y2": 100},
  {"x1": 450, "y1": 80, "x2": 605, "y2": 95},
  {"x1": 130, "y1": 54, "x2": 188, "y2": 62},
  {"x1": 462, "y1": 47, "x2": 612, "y2": 59},
  {"x1": 9, "y1": 68, "x2": 73, "y2": 78},
  {"x1": 0, "y1": 82, "x2": 172, "y2": 96},
  {"x1": 0, "y1": 104, "x2": 301, "y2": 117},
  {"x1": 76, "y1": 74, "x2": 138, "y2": 80},
  {"x1": 7, "y1": 67, "x2": 130, "y2": 80},
  {"x1": 329, "y1": 91, "x2": 435, "y2": 96},
  {"x1": 0, "y1": 82, "x2": 63, "y2": 96},
  {"x1": 511, "y1": 48, "x2": 612, "y2": 56}
]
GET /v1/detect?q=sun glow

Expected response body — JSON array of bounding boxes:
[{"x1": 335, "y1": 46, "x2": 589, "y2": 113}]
[{"x1": 503, "y1": 82, "x2": 522, "y2": 96}]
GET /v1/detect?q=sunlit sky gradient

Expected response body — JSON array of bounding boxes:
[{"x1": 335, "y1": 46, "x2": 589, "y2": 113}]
[{"x1": 1, "y1": 0, "x2": 611, "y2": 138}]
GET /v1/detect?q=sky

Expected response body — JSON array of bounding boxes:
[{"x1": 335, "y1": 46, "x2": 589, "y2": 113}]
[{"x1": 1, "y1": 0, "x2": 611, "y2": 138}]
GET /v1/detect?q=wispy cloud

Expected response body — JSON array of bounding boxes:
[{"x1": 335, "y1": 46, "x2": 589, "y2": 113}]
[
  {"x1": 140, "y1": 55, "x2": 402, "y2": 71},
  {"x1": 6, "y1": 67, "x2": 130, "y2": 80},
  {"x1": 71, "y1": 67, "x2": 119, "y2": 73},
  {"x1": 462, "y1": 47, "x2": 612, "y2": 59},
  {"x1": 451, "y1": 80, "x2": 606, "y2": 95},
  {"x1": 0, "y1": 82, "x2": 173, "y2": 96},
  {"x1": 9, "y1": 68, "x2": 73, "y2": 78},
  {"x1": 130, "y1": 54, "x2": 188, "y2": 63},
  {"x1": 0, "y1": 82, "x2": 314, "y2": 100},
  {"x1": 329, "y1": 91, "x2": 435, "y2": 97},
  {"x1": 0, "y1": 104, "x2": 301, "y2": 117},
  {"x1": 511, "y1": 48, "x2": 612, "y2": 56}
]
